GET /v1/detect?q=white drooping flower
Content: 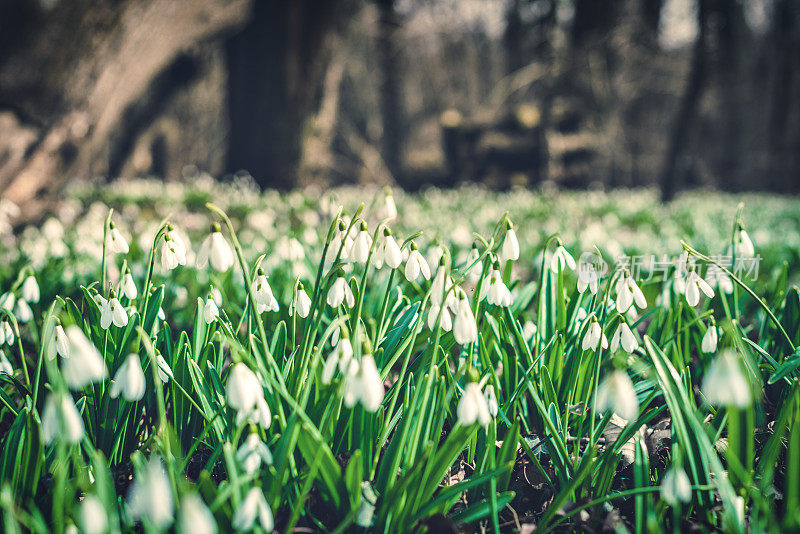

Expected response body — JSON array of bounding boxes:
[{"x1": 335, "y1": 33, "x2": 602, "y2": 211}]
[
  {"x1": 342, "y1": 354, "x2": 384, "y2": 412},
  {"x1": 203, "y1": 298, "x2": 219, "y2": 324},
  {"x1": 327, "y1": 276, "x2": 355, "y2": 309},
  {"x1": 226, "y1": 363, "x2": 270, "y2": 427},
  {"x1": 121, "y1": 270, "x2": 138, "y2": 300},
  {"x1": 0, "y1": 350, "x2": 12, "y2": 374},
  {"x1": 379, "y1": 188, "x2": 397, "y2": 220},
  {"x1": 705, "y1": 268, "x2": 734, "y2": 295},
  {"x1": 582, "y1": 320, "x2": 608, "y2": 351},
  {"x1": 254, "y1": 271, "x2": 279, "y2": 314},
  {"x1": 290, "y1": 286, "x2": 312, "y2": 318},
  {"x1": 161, "y1": 228, "x2": 188, "y2": 270},
  {"x1": 21, "y1": 275, "x2": 40, "y2": 303},
  {"x1": 596, "y1": 370, "x2": 639, "y2": 421},
  {"x1": 109, "y1": 354, "x2": 146, "y2": 402},
  {"x1": 178, "y1": 494, "x2": 217, "y2": 534},
  {"x1": 550, "y1": 243, "x2": 576, "y2": 273},
  {"x1": 577, "y1": 262, "x2": 599, "y2": 295},
  {"x1": 501, "y1": 223, "x2": 520, "y2": 262},
  {"x1": 80, "y1": 495, "x2": 108, "y2": 534},
  {"x1": 197, "y1": 224, "x2": 235, "y2": 272},
  {"x1": 486, "y1": 270, "x2": 513, "y2": 307},
  {"x1": 41, "y1": 393, "x2": 84, "y2": 445},
  {"x1": 660, "y1": 466, "x2": 692, "y2": 506},
  {"x1": 107, "y1": 221, "x2": 129, "y2": 254},
  {"x1": 427, "y1": 304, "x2": 453, "y2": 332},
  {"x1": 0, "y1": 292, "x2": 14, "y2": 312},
  {"x1": 405, "y1": 243, "x2": 431, "y2": 282},
  {"x1": 100, "y1": 294, "x2": 128, "y2": 330},
  {"x1": 156, "y1": 352, "x2": 173, "y2": 383},
  {"x1": 14, "y1": 298, "x2": 32, "y2": 323},
  {"x1": 348, "y1": 221, "x2": 372, "y2": 264},
  {"x1": 610, "y1": 322, "x2": 639, "y2": 353},
  {"x1": 232, "y1": 488, "x2": 273, "y2": 532},
  {"x1": 326, "y1": 221, "x2": 350, "y2": 264},
  {"x1": 237, "y1": 433, "x2": 273, "y2": 474},
  {"x1": 684, "y1": 270, "x2": 714, "y2": 307},
  {"x1": 615, "y1": 271, "x2": 647, "y2": 313},
  {"x1": 522, "y1": 320, "x2": 538, "y2": 341},
  {"x1": 733, "y1": 225, "x2": 755, "y2": 259},
  {"x1": 372, "y1": 228, "x2": 402, "y2": 270},
  {"x1": 128, "y1": 456, "x2": 174, "y2": 529},
  {"x1": 61, "y1": 326, "x2": 107, "y2": 389},
  {"x1": 701, "y1": 350, "x2": 751, "y2": 408},
  {"x1": 465, "y1": 245, "x2": 482, "y2": 281},
  {"x1": 701, "y1": 324, "x2": 718, "y2": 353},
  {"x1": 322, "y1": 338, "x2": 353, "y2": 384},
  {"x1": 453, "y1": 292, "x2": 478, "y2": 345},
  {"x1": 0, "y1": 321, "x2": 13, "y2": 346},
  {"x1": 457, "y1": 382, "x2": 491, "y2": 427},
  {"x1": 484, "y1": 384, "x2": 499, "y2": 417}
]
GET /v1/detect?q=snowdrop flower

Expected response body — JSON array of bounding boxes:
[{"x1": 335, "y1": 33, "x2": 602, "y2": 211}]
[
  {"x1": 61, "y1": 326, "x2": 107, "y2": 389},
  {"x1": 100, "y1": 292, "x2": 128, "y2": 330},
  {"x1": 14, "y1": 298, "x2": 32, "y2": 323},
  {"x1": 41, "y1": 393, "x2": 84, "y2": 445},
  {"x1": 0, "y1": 321, "x2": 13, "y2": 346},
  {"x1": 453, "y1": 291, "x2": 478, "y2": 345},
  {"x1": 733, "y1": 225, "x2": 755, "y2": 259},
  {"x1": 582, "y1": 319, "x2": 608, "y2": 351},
  {"x1": 595, "y1": 370, "x2": 639, "y2": 421},
  {"x1": 290, "y1": 285, "x2": 312, "y2": 318},
  {"x1": 232, "y1": 488, "x2": 273, "y2": 532},
  {"x1": 701, "y1": 324, "x2": 718, "y2": 353},
  {"x1": 254, "y1": 270, "x2": 279, "y2": 313},
  {"x1": 522, "y1": 320, "x2": 537, "y2": 340},
  {"x1": 92, "y1": 291, "x2": 107, "y2": 309},
  {"x1": 326, "y1": 220, "x2": 350, "y2": 264},
  {"x1": 486, "y1": 270, "x2": 513, "y2": 307},
  {"x1": 0, "y1": 350, "x2": 12, "y2": 374},
  {"x1": 577, "y1": 262, "x2": 599, "y2": 295},
  {"x1": 121, "y1": 269, "x2": 137, "y2": 300},
  {"x1": 343, "y1": 354, "x2": 384, "y2": 412},
  {"x1": 109, "y1": 354, "x2": 146, "y2": 402},
  {"x1": 0, "y1": 292, "x2": 14, "y2": 311},
  {"x1": 239, "y1": 396, "x2": 272, "y2": 428},
  {"x1": 107, "y1": 221, "x2": 129, "y2": 254},
  {"x1": 203, "y1": 297, "x2": 219, "y2": 324},
  {"x1": 379, "y1": 187, "x2": 397, "y2": 220},
  {"x1": 197, "y1": 223, "x2": 234, "y2": 272},
  {"x1": 226, "y1": 363, "x2": 268, "y2": 424},
  {"x1": 47, "y1": 323, "x2": 69, "y2": 360},
  {"x1": 237, "y1": 433, "x2": 273, "y2": 474},
  {"x1": 404, "y1": 242, "x2": 431, "y2": 282},
  {"x1": 427, "y1": 303, "x2": 453, "y2": 332},
  {"x1": 21, "y1": 275, "x2": 40, "y2": 303},
  {"x1": 372, "y1": 227, "x2": 402, "y2": 270},
  {"x1": 349, "y1": 221, "x2": 372, "y2": 264},
  {"x1": 705, "y1": 268, "x2": 733, "y2": 295},
  {"x1": 615, "y1": 271, "x2": 647, "y2": 313},
  {"x1": 501, "y1": 222, "x2": 520, "y2": 262},
  {"x1": 684, "y1": 270, "x2": 714, "y2": 307},
  {"x1": 465, "y1": 244, "x2": 482, "y2": 281},
  {"x1": 430, "y1": 258, "x2": 451, "y2": 305},
  {"x1": 660, "y1": 466, "x2": 692, "y2": 506},
  {"x1": 701, "y1": 350, "x2": 751, "y2": 408},
  {"x1": 550, "y1": 242, "x2": 576, "y2": 273},
  {"x1": 327, "y1": 276, "x2": 355, "y2": 309},
  {"x1": 485, "y1": 384, "x2": 499, "y2": 417},
  {"x1": 322, "y1": 338, "x2": 353, "y2": 384},
  {"x1": 80, "y1": 495, "x2": 108, "y2": 534},
  {"x1": 457, "y1": 382, "x2": 491, "y2": 427},
  {"x1": 156, "y1": 352, "x2": 173, "y2": 383},
  {"x1": 128, "y1": 456, "x2": 174, "y2": 529},
  {"x1": 178, "y1": 494, "x2": 217, "y2": 534},
  {"x1": 161, "y1": 228, "x2": 187, "y2": 270},
  {"x1": 610, "y1": 322, "x2": 638, "y2": 353}
]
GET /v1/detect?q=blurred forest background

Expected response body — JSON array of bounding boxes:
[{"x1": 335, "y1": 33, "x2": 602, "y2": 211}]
[{"x1": 0, "y1": 0, "x2": 798, "y2": 219}]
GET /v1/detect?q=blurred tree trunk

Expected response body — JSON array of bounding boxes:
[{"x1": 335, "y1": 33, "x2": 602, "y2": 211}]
[
  {"x1": 571, "y1": 0, "x2": 620, "y2": 47},
  {"x1": 225, "y1": 0, "x2": 343, "y2": 189},
  {"x1": 376, "y1": 0, "x2": 405, "y2": 182},
  {"x1": 659, "y1": 0, "x2": 710, "y2": 201},
  {"x1": 717, "y1": 0, "x2": 747, "y2": 191}
]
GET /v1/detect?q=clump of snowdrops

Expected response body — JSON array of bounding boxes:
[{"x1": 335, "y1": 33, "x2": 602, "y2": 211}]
[{"x1": 0, "y1": 188, "x2": 799, "y2": 533}]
